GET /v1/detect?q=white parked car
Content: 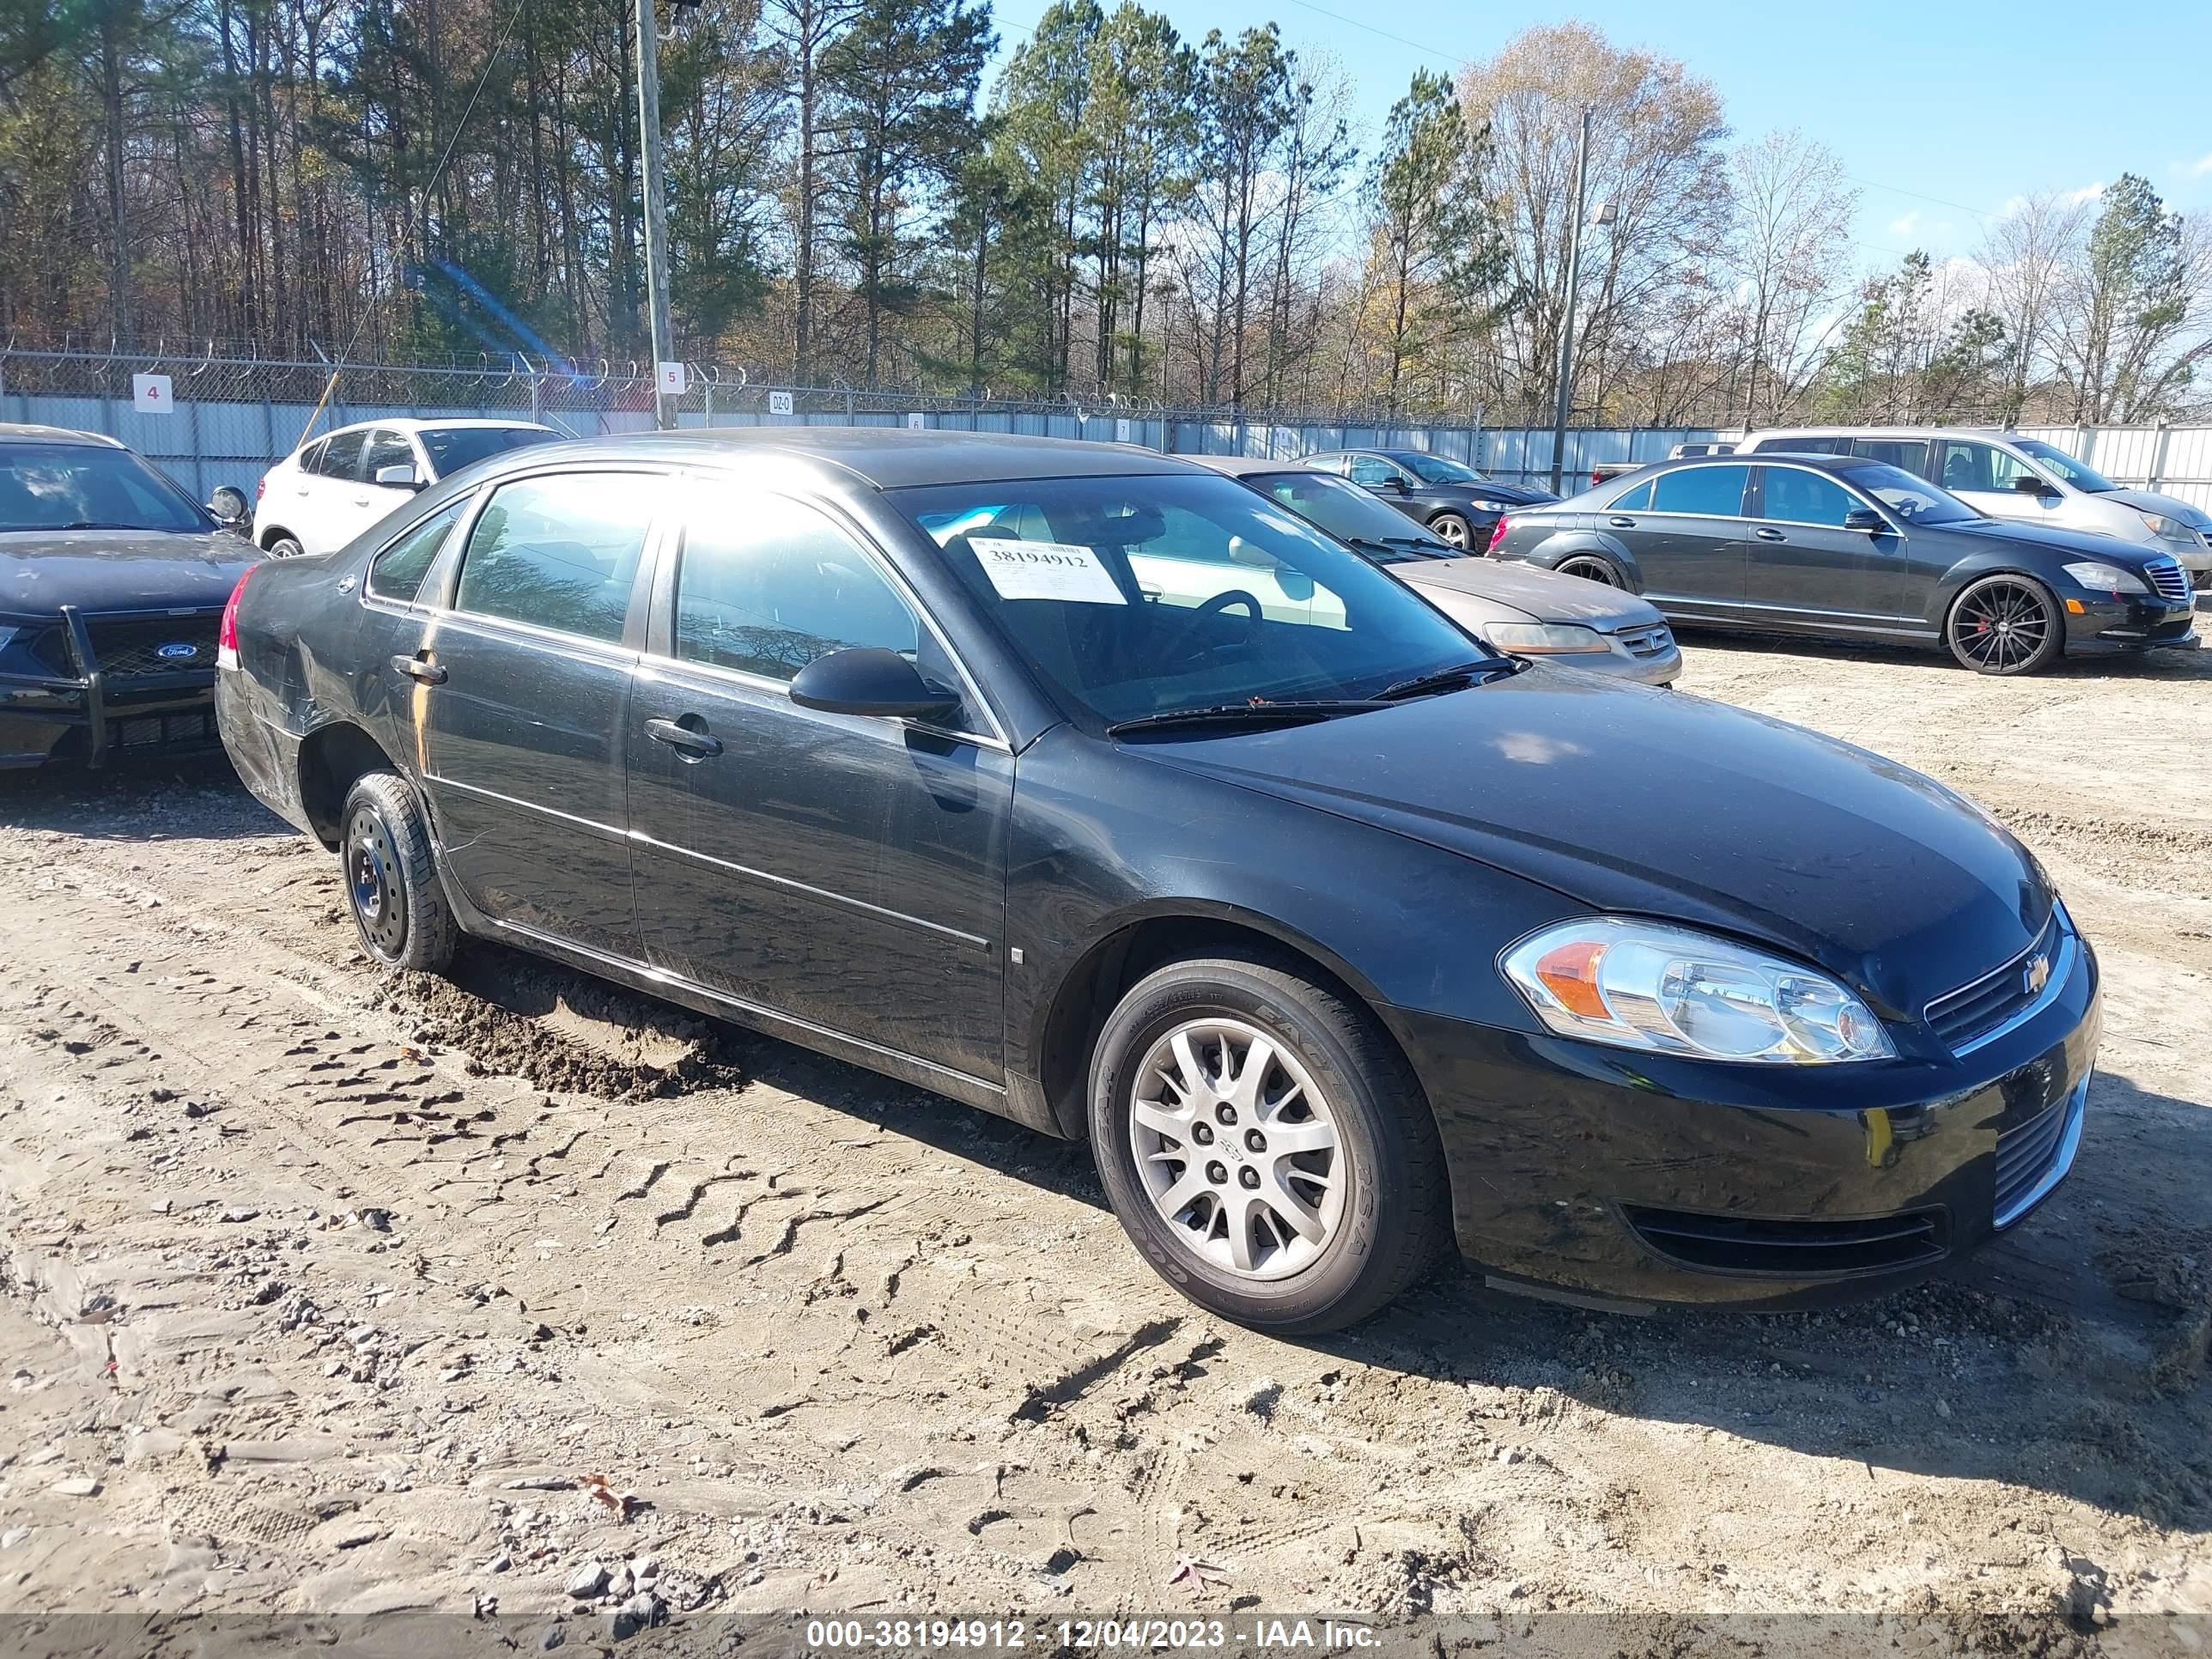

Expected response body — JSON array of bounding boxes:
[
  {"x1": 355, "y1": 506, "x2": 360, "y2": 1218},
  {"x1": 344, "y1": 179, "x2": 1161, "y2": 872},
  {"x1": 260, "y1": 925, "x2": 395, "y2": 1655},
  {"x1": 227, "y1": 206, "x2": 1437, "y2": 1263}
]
[
  {"x1": 1736, "y1": 426, "x2": 2212, "y2": 591},
  {"x1": 250, "y1": 418, "x2": 560, "y2": 557}
]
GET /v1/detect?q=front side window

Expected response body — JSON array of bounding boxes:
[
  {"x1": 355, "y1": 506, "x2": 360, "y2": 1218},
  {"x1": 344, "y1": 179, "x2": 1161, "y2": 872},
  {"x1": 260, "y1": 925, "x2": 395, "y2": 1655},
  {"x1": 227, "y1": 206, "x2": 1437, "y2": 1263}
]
[
  {"x1": 674, "y1": 495, "x2": 921, "y2": 684},
  {"x1": 1650, "y1": 465, "x2": 1751, "y2": 518},
  {"x1": 362, "y1": 428, "x2": 415, "y2": 481},
  {"x1": 895, "y1": 472, "x2": 1480, "y2": 729},
  {"x1": 1834, "y1": 461, "x2": 1980, "y2": 526},
  {"x1": 368, "y1": 502, "x2": 465, "y2": 604},
  {"x1": 1759, "y1": 468, "x2": 1856, "y2": 527},
  {"x1": 453, "y1": 472, "x2": 654, "y2": 643},
  {"x1": 0, "y1": 441, "x2": 207, "y2": 533}
]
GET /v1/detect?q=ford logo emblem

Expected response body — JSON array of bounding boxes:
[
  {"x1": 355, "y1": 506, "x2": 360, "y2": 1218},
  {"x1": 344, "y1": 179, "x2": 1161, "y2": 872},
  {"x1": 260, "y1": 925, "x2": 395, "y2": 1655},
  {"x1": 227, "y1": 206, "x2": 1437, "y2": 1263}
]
[{"x1": 157, "y1": 641, "x2": 199, "y2": 660}]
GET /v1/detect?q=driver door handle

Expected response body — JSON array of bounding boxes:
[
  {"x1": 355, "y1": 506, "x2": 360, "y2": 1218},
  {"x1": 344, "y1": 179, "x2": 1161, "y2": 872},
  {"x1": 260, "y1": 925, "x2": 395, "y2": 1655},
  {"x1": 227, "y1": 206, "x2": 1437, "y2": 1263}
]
[
  {"x1": 1754, "y1": 527, "x2": 1786, "y2": 541},
  {"x1": 644, "y1": 716, "x2": 723, "y2": 758},
  {"x1": 391, "y1": 653, "x2": 446, "y2": 685},
  {"x1": 1607, "y1": 516, "x2": 1636, "y2": 528}
]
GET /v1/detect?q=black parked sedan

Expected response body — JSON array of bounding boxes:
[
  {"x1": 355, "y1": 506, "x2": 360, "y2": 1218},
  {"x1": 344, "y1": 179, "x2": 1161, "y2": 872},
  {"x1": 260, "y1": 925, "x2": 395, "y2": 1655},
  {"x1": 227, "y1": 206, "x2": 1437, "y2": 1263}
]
[
  {"x1": 1, "y1": 423, "x2": 260, "y2": 768},
  {"x1": 217, "y1": 429, "x2": 2094, "y2": 1332},
  {"x1": 1302, "y1": 449, "x2": 1558, "y2": 550},
  {"x1": 1493, "y1": 453, "x2": 2198, "y2": 674}
]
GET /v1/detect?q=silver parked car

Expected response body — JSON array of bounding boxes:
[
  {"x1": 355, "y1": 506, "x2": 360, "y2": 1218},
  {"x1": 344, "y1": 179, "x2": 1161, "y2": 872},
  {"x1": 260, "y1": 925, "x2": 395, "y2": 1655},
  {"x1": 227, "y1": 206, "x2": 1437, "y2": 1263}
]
[
  {"x1": 1190, "y1": 454, "x2": 1681, "y2": 685},
  {"x1": 1736, "y1": 426, "x2": 2212, "y2": 591}
]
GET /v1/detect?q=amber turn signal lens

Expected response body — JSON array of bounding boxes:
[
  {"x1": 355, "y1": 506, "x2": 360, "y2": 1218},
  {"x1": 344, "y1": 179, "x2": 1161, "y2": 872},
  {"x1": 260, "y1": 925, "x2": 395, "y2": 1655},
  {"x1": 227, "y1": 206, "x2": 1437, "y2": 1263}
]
[
  {"x1": 2064, "y1": 598, "x2": 2085, "y2": 614},
  {"x1": 1534, "y1": 939, "x2": 1609, "y2": 1018}
]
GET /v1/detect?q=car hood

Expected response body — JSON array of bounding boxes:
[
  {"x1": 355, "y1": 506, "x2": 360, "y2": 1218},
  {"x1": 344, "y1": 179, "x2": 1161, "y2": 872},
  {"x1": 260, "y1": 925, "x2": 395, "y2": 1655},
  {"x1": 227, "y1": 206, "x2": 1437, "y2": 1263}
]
[
  {"x1": 0, "y1": 529, "x2": 259, "y2": 615},
  {"x1": 1135, "y1": 671, "x2": 2049, "y2": 1018},
  {"x1": 1947, "y1": 515, "x2": 2175, "y2": 568},
  {"x1": 2099, "y1": 486, "x2": 2212, "y2": 531},
  {"x1": 1396, "y1": 558, "x2": 1665, "y2": 629}
]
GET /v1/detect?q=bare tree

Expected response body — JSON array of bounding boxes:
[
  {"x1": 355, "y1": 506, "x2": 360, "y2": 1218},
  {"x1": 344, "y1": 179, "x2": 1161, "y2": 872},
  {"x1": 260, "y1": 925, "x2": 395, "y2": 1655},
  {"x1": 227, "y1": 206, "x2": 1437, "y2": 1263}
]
[
  {"x1": 1724, "y1": 128, "x2": 1856, "y2": 425},
  {"x1": 1975, "y1": 191, "x2": 2090, "y2": 419}
]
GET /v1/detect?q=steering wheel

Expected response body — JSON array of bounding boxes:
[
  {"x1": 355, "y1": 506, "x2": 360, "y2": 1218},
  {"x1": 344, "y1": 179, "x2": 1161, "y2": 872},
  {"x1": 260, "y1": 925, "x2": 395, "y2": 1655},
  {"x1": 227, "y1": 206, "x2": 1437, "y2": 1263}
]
[{"x1": 1157, "y1": 588, "x2": 1265, "y2": 670}]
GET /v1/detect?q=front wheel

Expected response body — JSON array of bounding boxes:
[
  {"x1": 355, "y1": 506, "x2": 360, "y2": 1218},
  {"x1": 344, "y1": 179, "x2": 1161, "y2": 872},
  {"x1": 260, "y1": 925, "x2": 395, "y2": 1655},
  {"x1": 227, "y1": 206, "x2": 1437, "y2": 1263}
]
[
  {"x1": 1088, "y1": 954, "x2": 1449, "y2": 1334},
  {"x1": 1429, "y1": 511, "x2": 1472, "y2": 550},
  {"x1": 340, "y1": 771, "x2": 457, "y2": 972},
  {"x1": 1945, "y1": 574, "x2": 2063, "y2": 675}
]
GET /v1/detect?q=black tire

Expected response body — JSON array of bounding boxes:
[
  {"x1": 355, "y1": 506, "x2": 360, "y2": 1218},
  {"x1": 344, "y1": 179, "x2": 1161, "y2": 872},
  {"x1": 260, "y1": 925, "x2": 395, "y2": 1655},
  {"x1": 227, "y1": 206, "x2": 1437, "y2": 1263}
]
[
  {"x1": 1428, "y1": 511, "x2": 1473, "y2": 550},
  {"x1": 1556, "y1": 554, "x2": 1620, "y2": 586},
  {"x1": 1088, "y1": 953, "x2": 1449, "y2": 1334},
  {"x1": 340, "y1": 771, "x2": 457, "y2": 972},
  {"x1": 265, "y1": 532, "x2": 305, "y2": 559},
  {"x1": 1944, "y1": 574, "x2": 2063, "y2": 676}
]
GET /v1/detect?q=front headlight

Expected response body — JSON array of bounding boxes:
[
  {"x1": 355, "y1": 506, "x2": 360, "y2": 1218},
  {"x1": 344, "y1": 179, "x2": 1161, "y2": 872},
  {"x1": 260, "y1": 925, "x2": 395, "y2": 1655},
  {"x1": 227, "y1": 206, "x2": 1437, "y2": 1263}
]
[
  {"x1": 2138, "y1": 512, "x2": 2191, "y2": 541},
  {"x1": 1473, "y1": 498, "x2": 1512, "y2": 513},
  {"x1": 2060, "y1": 561, "x2": 2149, "y2": 594},
  {"x1": 1485, "y1": 621, "x2": 1610, "y2": 655},
  {"x1": 1500, "y1": 918, "x2": 1896, "y2": 1064}
]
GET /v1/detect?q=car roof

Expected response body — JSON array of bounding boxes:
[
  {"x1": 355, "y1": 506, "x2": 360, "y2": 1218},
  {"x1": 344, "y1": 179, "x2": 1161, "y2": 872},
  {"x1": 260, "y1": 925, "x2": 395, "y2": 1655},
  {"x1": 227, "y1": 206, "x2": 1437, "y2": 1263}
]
[
  {"x1": 313, "y1": 416, "x2": 556, "y2": 439},
  {"x1": 490, "y1": 427, "x2": 1212, "y2": 490},
  {"x1": 0, "y1": 422, "x2": 125, "y2": 448},
  {"x1": 1743, "y1": 425, "x2": 2010, "y2": 441}
]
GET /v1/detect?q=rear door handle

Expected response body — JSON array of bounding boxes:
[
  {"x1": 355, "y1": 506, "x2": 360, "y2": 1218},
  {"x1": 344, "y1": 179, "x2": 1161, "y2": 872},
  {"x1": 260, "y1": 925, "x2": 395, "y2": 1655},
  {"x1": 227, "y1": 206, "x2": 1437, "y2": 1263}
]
[
  {"x1": 1754, "y1": 527, "x2": 1786, "y2": 541},
  {"x1": 353, "y1": 495, "x2": 371, "y2": 507},
  {"x1": 1607, "y1": 516, "x2": 1636, "y2": 528},
  {"x1": 391, "y1": 653, "x2": 447, "y2": 685},
  {"x1": 644, "y1": 716, "x2": 723, "y2": 758}
]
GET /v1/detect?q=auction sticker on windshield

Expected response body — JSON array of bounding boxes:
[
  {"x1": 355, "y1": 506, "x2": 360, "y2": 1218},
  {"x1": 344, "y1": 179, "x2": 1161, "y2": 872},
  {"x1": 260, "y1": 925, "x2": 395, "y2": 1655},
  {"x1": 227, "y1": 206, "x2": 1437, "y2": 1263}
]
[{"x1": 969, "y1": 537, "x2": 1127, "y2": 605}]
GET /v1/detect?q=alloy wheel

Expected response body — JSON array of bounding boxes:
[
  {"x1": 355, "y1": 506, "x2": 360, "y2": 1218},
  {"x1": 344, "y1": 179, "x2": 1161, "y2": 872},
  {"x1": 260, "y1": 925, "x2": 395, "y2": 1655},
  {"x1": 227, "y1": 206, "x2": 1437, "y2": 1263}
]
[
  {"x1": 1559, "y1": 556, "x2": 1618, "y2": 586},
  {"x1": 1127, "y1": 1017, "x2": 1346, "y2": 1280},
  {"x1": 1431, "y1": 514, "x2": 1470, "y2": 550},
  {"x1": 1950, "y1": 580, "x2": 2052, "y2": 672}
]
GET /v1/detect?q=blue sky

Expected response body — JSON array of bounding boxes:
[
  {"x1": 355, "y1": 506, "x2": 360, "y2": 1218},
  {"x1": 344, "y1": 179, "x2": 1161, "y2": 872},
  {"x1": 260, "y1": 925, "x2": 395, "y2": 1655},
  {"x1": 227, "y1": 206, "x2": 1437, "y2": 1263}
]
[{"x1": 986, "y1": 0, "x2": 2212, "y2": 272}]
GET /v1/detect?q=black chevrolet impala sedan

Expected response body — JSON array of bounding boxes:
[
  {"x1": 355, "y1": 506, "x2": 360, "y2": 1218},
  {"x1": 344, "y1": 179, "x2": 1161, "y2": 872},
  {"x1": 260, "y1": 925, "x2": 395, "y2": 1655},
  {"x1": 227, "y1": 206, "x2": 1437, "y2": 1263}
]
[{"x1": 215, "y1": 429, "x2": 2095, "y2": 1332}]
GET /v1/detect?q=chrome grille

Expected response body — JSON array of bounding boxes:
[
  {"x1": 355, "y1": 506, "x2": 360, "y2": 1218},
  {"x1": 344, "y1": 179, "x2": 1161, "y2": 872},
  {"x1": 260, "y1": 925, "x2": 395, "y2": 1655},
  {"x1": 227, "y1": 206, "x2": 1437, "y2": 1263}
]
[
  {"x1": 1613, "y1": 623, "x2": 1674, "y2": 659},
  {"x1": 1924, "y1": 910, "x2": 2064, "y2": 1054},
  {"x1": 2145, "y1": 556, "x2": 2191, "y2": 604}
]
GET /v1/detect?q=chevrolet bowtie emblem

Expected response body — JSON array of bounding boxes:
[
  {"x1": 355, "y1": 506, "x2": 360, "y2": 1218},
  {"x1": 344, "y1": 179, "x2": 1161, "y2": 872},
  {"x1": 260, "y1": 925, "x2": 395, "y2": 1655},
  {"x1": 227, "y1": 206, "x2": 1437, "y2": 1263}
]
[{"x1": 2024, "y1": 954, "x2": 2051, "y2": 997}]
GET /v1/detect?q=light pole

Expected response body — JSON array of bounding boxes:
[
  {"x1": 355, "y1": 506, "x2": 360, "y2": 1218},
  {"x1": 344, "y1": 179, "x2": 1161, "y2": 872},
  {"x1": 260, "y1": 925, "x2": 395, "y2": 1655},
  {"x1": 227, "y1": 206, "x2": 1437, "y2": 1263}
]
[
  {"x1": 635, "y1": 0, "x2": 677, "y2": 429},
  {"x1": 1547, "y1": 110, "x2": 1614, "y2": 495}
]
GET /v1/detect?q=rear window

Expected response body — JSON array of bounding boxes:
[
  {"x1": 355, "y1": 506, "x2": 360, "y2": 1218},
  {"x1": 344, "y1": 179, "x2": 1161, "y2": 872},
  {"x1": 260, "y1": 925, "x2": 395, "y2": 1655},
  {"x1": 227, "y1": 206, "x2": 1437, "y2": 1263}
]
[
  {"x1": 318, "y1": 430, "x2": 368, "y2": 481},
  {"x1": 420, "y1": 426, "x2": 559, "y2": 479},
  {"x1": 1850, "y1": 439, "x2": 1929, "y2": 475},
  {"x1": 1650, "y1": 465, "x2": 1750, "y2": 518},
  {"x1": 452, "y1": 473, "x2": 653, "y2": 643}
]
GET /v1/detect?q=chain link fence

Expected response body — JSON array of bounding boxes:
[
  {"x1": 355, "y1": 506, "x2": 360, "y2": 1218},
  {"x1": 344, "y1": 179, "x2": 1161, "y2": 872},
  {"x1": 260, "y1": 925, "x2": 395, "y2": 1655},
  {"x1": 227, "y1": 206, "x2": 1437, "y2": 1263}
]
[{"x1": 4, "y1": 344, "x2": 2209, "y2": 511}]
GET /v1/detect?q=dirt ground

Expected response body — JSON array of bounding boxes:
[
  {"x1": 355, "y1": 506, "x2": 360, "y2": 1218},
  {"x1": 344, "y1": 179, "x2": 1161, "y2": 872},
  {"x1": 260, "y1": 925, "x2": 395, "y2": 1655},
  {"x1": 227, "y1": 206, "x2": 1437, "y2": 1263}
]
[{"x1": 1, "y1": 631, "x2": 2208, "y2": 1655}]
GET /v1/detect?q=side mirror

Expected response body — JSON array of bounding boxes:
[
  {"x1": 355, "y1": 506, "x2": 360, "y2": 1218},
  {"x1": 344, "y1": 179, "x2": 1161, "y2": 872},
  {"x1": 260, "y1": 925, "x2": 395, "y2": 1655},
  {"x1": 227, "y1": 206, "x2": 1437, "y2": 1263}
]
[
  {"x1": 1843, "y1": 506, "x2": 1888, "y2": 532},
  {"x1": 2011, "y1": 472, "x2": 2051, "y2": 495},
  {"x1": 375, "y1": 463, "x2": 422, "y2": 489},
  {"x1": 1373, "y1": 476, "x2": 1407, "y2": 494},
  {"x1": 208, "y1": 485, "x2": 249, "y2": 527},
  {"x1": 788, "y1": 647, "x2": 963, "y2": 723}
]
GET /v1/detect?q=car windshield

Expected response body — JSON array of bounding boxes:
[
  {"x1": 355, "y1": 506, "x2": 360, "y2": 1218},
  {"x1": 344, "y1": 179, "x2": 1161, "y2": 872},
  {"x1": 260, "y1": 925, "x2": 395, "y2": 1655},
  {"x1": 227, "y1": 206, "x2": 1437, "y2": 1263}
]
[
  {"x1": 0, "y1": 442, "x2": 206, "y2": 533},
  {"x1": 419, "y1": 426, "x2": 560, "y2": 477},
  {"x1": 894, "y1": 473, "x2": 1483, "y2": 730},
  {"x1": 1247, "y1": 471, "x2": 1453, "y2": 562},
  {"x1": 1401, "y1": 453, "x2": 1481, "y2": 485},
  {"x1": 2012, "y1": 438, "x2": 2117, "y2": 494},
  {"x1": 1833, "y1": 460, "x2": 1983, "y2": 526}
]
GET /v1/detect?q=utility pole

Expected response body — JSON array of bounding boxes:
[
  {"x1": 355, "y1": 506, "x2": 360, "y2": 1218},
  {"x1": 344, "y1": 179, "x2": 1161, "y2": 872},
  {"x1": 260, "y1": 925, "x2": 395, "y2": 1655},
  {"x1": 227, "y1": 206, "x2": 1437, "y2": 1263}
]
[
  {"x1": 635, "y1": 0, "x2": 677, "y2": 429},
  {"x1": 1548, "y1": 107, "x2": 1591, "y2": 495}
]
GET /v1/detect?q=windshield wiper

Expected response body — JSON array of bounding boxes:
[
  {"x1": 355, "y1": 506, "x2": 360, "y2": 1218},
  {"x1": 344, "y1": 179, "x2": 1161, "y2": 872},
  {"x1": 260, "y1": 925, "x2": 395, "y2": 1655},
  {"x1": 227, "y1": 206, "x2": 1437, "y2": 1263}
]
[
  {"x1": 1377, "y1": 658, "x2": 1522, "y2": 701},
  {"x1": 1105, "y1": 699, "x2": 1385, "y2": 737}
]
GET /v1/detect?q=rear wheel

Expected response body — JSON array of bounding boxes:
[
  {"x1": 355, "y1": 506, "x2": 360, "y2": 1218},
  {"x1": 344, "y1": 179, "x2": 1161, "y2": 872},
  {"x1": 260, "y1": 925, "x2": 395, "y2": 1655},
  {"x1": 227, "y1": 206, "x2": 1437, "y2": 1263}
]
[
  {"x1": 1428, "y1": 511, "x2": 1472, "y2": 550},
  {"x1": 1557, "y1": 555, "x2": 1620, "y2": 586},
  {"x1": 1945, "y1": 574, "x2": 2063, "y2": 675},
  {"x1": 340, "y1": 771, "x2": 456, "y2": 972},
  {"x1": 265, "y1": 532, "x2": 305, "y2": 559},
  {"x1": 1089, "y1": 954, "x2": 1449, "y2": 1334}
]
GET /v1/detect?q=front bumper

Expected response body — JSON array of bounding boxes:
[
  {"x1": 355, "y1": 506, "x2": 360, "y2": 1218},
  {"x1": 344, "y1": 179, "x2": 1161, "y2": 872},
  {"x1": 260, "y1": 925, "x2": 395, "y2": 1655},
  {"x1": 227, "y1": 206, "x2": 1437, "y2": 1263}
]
[
  {"x1": 2064, "y1": 592, "x2": 2199, "y2": 654},
  {"x1": 1391, "y1": 925, "x2": 2099, "y2": 1310},
  {"x1": 0, "y1": 605, "x2": 226, "y2": 769}
]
